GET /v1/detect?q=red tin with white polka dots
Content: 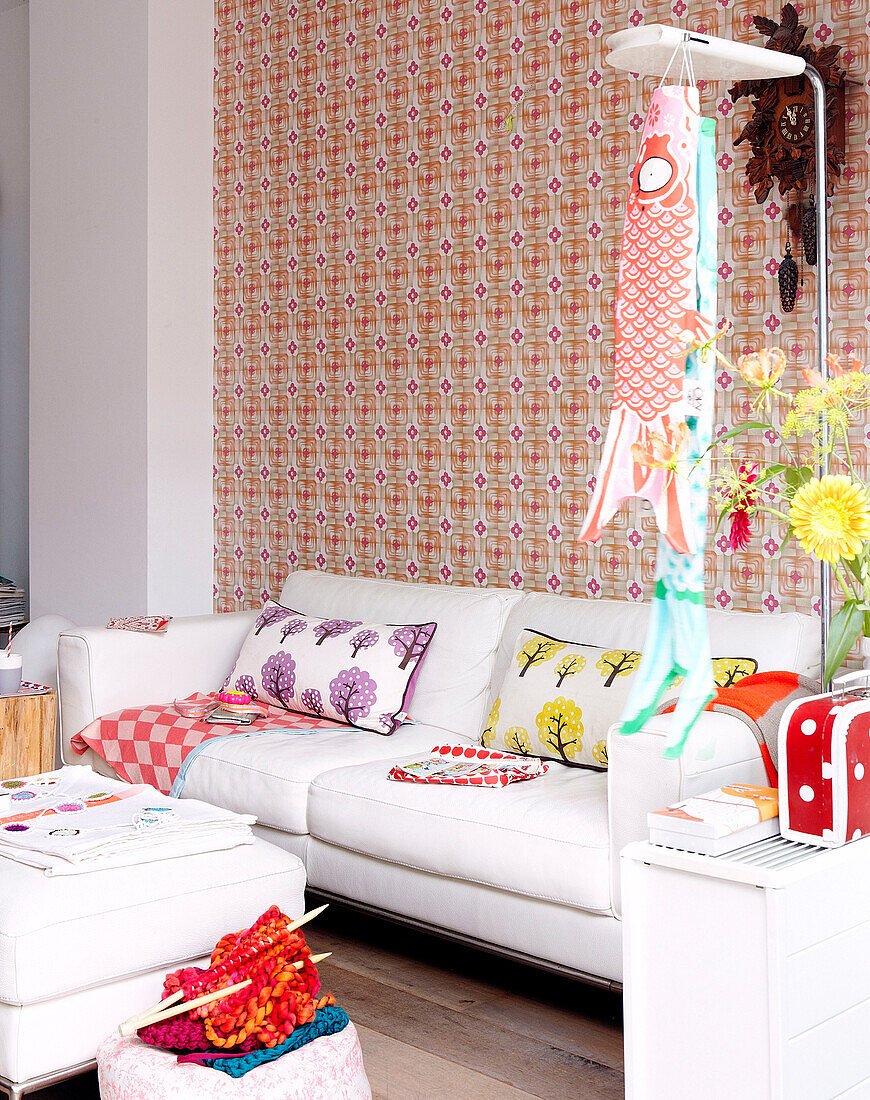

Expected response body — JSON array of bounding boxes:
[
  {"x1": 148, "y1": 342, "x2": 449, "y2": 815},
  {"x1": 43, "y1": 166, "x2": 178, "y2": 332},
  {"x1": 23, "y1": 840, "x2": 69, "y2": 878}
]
[{"x1": 779, "y1": 675, "x2": 870, "y2": 848}]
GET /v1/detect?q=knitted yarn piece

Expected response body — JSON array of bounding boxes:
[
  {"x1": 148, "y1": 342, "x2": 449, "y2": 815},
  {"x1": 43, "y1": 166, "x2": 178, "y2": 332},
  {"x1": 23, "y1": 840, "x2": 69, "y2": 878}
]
[
  {"x1": 137, "y1": 1015, "x2": 260, "y2": 1054},
  {"x1": 138, "y1": 905, "x2": 336, "y2": 1055},
  {"x1": 180, "y1": 1006, "x2": 350, "y2": 1078}
]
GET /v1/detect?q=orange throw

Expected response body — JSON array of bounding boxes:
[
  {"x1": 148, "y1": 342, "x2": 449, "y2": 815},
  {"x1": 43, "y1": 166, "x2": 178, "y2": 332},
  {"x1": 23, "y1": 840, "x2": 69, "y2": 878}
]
[{"x1": 659, "y1": 671, "x2": 816, "y2": 785}]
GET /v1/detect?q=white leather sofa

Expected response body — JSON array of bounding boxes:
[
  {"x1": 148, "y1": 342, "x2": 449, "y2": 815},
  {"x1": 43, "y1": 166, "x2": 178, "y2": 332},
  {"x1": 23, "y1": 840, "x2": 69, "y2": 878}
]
[{"x1": 58, "y1": 570, "x2": 820, "y2": 990}]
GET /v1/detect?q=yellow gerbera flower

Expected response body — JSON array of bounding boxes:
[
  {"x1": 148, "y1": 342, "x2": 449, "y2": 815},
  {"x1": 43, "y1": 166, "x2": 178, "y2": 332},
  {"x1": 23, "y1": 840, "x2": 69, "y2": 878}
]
[{"x1": 790, "y1": 475, "x2": 870, "y2": 563}]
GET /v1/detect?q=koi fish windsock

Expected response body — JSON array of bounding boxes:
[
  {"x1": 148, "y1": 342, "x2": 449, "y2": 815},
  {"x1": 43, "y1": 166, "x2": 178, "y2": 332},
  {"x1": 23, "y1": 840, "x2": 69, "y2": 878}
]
[
  {"x1": 579, "y1": 85, "x2": 714, "y2": 555},
  {"x1": 617, "y1": 116, "x2": 719, "y2": 757}
]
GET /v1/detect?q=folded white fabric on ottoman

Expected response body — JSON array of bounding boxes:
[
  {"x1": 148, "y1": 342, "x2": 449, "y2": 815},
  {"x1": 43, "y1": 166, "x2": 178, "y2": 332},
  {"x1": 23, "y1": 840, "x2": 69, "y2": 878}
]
[{"x1": 0, "y1": 767, "x2": 255, "y2": 875}]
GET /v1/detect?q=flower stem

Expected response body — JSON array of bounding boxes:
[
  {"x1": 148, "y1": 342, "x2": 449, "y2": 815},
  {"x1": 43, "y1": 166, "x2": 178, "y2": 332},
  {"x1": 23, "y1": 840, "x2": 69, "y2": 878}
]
[
  {"x1": 832, "y1": 559, "x2": 861, "y2": 603},
  {"x1": 841, "y1": 424, "x2": 858, "y2": 481},
  {"x1": 752, "y1": 504, "x2": 791, "y2": 526}
]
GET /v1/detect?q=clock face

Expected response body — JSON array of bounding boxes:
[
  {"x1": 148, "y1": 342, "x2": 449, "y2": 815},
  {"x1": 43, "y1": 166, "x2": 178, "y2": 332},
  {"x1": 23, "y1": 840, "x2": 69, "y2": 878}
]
[{"x1": 778, "y1": 102, "x2": 813, "y2": 144}]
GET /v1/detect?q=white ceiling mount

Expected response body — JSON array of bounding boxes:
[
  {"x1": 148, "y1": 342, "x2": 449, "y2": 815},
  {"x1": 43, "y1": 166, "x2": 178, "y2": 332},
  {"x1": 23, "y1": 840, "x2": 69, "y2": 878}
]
[{"x1": 606, "y1": 24, "x2": 806, "y2": 82}]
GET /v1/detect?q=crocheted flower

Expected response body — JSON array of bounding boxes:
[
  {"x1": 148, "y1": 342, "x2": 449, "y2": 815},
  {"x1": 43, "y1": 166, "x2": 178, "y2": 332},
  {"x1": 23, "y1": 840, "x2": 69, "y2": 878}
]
[{"x1": 790, "y1": 474, "x2": 870, "y2": 563}]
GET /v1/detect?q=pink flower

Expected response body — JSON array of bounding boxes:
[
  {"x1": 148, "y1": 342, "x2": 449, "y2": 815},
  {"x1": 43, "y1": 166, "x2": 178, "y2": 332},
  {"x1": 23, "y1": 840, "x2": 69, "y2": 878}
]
[
  {"x1": 728, "y1": 509, "x2": 752, "y2": 551},
  {"x1": 725, "y1": 461, "x2": 760, "y2": 551}
]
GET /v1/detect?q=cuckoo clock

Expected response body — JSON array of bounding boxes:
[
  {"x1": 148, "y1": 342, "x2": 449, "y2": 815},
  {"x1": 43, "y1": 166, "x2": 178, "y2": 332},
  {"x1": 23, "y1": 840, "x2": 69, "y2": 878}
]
[{"x1": 729, "y1": 4, "x2": 845, "y2": 269}]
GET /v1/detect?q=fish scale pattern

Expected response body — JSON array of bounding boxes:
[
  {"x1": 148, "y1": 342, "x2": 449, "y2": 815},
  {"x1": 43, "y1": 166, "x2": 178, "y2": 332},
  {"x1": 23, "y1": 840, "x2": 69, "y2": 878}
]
[
  {"x1": 214, "y1": 0, "x2": 870, "y2": 620},
  {"x1": 611, "y1": 89, "x2": 700, "y2": 423}
]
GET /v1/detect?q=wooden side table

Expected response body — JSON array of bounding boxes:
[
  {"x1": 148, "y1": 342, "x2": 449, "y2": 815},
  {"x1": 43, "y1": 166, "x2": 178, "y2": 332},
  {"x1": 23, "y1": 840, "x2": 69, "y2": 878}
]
[{"x1": 0, "y1": 691, "x2": 56, "y2": 782}]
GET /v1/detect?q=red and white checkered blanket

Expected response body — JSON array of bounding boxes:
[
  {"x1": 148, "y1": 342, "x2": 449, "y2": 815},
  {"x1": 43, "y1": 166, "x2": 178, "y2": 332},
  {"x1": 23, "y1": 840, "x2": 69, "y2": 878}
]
[{"x1": 70, "y1": 694, "x2": 344, "y2": 794}]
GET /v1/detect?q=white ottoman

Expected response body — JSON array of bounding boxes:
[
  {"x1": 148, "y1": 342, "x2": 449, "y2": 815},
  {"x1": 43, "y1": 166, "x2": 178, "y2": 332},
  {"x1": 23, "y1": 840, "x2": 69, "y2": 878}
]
[
  {"x1": 0, "y1": 839, "x2": 306, "y2": 1099},
  {"x1": 97, "y1": 1026, "x2": 371, "y2": 1099}
]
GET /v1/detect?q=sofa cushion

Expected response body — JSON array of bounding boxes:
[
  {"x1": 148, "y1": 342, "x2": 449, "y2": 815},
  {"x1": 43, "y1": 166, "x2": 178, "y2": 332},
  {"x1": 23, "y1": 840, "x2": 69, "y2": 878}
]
[
  {"x1": 180, "y1": 722, "x2": 464, "y2": 834},
  {"x1": 483, "y1": 629, "x2": 763, "y2": 768},
  {"x1": 0, "y1": 839, "x2": 305, "y2": 1005},
  {"x1": 307, "y1": 756, "x2": 612, "y2": 914},
  {"x1": 279, "y1": 571, "x2": 522, "y2": 739},
  {"x1": 224, "y1": 599, "x2": 437, "y2": 734},
  {"x1": 493, "y1": 591, "x2": 821, "y2": 713},
  {"x1": 483, "y1": 631, "x2": 632, "y2": 767}
]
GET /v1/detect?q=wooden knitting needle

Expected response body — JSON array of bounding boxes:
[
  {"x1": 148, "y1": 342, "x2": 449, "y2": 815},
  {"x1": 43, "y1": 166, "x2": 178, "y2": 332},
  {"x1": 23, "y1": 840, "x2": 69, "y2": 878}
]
[
  {"x1": 124, "y1": 990, "x2": 183, "y2": 1029},
  {"x1": 120, "y1": 989, "x2": 185, "y2": 1033},
  {"x1": 119, "y1": 979, "x2": 253, "y2": 1036},
  {"x1": 123, "y1": 905, "x2": 329, "y2": 1032},
  {"x1": 306, "y1": 952, "x2": 332, "y2": 966},
  {"x1": 118, "y1": 953, "x2": 333, "y2": 1036},
  {"x1": 286, "y1": 903, "x2": 328, "y2": 932}
]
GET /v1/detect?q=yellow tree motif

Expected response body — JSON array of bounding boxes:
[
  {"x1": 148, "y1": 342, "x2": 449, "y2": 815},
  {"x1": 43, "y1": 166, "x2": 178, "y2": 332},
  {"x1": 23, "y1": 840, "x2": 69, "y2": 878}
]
[
  {"x1": 481, "y1": 698, "x2": 501, "y2": 747},
  {"x1": 535, "y1": 697, "x2": 583, "y2": 762},
  {"x1": 592, "y1": 740, "x2": 608, "y2": 767},
  {"x1": 712, "y1": 657, "x2": 759, "y2": 688},
  {"x1": 554, "y1": 652, "x2": 586, "y2": 687},
  {"x1": 595, "y1": 649, "x2": 642, "y2": 688},
  {"x1": 516, "y1": 635, "x2": 567, "y2": 677},
  {"x1": 503, "y1": 726, "x2": 532, "y2": 755}
]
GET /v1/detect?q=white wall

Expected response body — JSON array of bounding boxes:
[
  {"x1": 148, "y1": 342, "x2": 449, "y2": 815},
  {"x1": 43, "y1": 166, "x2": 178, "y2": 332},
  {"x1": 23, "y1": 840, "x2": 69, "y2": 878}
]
[
  {"x1": 146, "y1": 0, "x2": 214, "y2": 615},
  {"x1": 0, "y1": 2, "x2": 30, "y2": 598},
  {"x1": 29, "y1": 0, "x2": 213, "y2": 625},
  {"x1": 29, "y1": 0, "x2": 149, "y2": 625}
]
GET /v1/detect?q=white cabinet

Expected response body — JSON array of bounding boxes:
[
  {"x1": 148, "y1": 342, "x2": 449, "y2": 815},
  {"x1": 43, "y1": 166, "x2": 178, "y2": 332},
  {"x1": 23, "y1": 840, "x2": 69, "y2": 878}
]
[{"x1": 621, "y1": 837, "x2": 870, "y2": 1099}]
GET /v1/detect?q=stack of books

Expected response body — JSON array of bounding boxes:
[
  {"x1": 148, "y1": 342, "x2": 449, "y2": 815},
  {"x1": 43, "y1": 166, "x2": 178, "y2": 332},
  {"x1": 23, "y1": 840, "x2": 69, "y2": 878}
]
[
  {"x1": 648, "y1": 783, "x2": 780, "y2": 856},
  {"x1": 0, "y1": 576, "x2": 26, "y2": 630}
]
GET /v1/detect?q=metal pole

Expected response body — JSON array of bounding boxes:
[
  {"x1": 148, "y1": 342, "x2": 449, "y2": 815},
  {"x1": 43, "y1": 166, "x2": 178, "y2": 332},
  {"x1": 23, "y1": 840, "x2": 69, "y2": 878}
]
[{"x1": 805, "y1": 65, "x2": 831, "y2": 686}]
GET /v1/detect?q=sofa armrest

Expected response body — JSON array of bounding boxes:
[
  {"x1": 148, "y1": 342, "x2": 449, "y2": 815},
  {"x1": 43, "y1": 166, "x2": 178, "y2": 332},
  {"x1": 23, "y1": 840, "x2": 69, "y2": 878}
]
[
  {"x1": 607, "y1": 712, "x2": 769, "y2": 917},
  {"x1": 58, "y1": 611, "x2": 257, "y2": 762}
]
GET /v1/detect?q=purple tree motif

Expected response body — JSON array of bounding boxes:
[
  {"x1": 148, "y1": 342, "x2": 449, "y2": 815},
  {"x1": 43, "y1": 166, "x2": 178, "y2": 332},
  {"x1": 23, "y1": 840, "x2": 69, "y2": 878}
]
[
  {"x1": 254, "y1": 605, "x2": 294, "y2": 635},
  {"x1": 349, "y1": 628, "x2": 379, "y2": 658},
  {"x1": 379, "y1": 712, "x2": 399, "y2": 734},
  {"x1": 279, "y1": 617, "x2": 308, "y2": 643},
  {"x1": 300, "y1": 687, "x2": 324, "y2": 715},
  {"x1": 329, "y1": 667, "x2": 378, "y2": 725},
  {"x1": 388, "y1": 623, "x2": 437, "y2": 670},
  {"x1": 261, "y1": 652, "x2": 297, "y2": 708},
  {"x1": 313, "y1": 619, "x2": 362, "y2": 646},
  {"x1": 235, "y1": 674, "x2": 258, "y2": 700}
]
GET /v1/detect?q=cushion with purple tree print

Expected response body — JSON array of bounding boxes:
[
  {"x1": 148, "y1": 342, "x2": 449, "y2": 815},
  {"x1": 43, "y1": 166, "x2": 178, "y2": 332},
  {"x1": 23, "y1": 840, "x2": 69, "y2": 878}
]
[{"x1": 224, "y1": 599, "x2": 438, "y2": 734}]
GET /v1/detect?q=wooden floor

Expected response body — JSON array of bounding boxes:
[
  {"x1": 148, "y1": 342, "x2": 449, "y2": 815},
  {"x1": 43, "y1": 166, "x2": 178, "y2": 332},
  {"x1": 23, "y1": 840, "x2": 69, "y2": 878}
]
[{"x1": 36, "y1": 904, "x2": 624, "y2": 1099}]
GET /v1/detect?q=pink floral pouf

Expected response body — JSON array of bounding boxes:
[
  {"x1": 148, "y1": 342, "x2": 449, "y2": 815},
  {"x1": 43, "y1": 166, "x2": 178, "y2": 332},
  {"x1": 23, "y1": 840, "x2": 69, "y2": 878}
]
[{"x1": 96, "y1": 1025, "x2": 371, "y2": 1099}]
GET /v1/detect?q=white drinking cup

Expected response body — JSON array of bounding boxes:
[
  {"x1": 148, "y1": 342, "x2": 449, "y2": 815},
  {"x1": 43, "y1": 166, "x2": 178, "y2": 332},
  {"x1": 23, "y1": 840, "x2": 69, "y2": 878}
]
[{"x1": 0, "y1": 653, "x2": 23, "y2": 695}]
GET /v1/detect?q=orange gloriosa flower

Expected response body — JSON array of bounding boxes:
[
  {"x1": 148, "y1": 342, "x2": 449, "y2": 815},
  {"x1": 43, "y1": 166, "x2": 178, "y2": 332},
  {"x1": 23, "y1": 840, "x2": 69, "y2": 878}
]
[
  {"x1": 737, "y1": 347, "x2": 786, "y2": 388},
  {"x1": 631, "y1": 422, "x2": 690, "y2": 471},
  {"x1": 802, "y1": 353, "x2": 865, "y2": 388}
]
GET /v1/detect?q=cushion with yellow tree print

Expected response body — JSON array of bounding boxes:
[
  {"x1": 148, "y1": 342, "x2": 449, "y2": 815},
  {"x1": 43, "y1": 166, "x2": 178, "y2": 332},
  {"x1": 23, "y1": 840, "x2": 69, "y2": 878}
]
[{"x1": 481, "y1": 629, "x2": 759, "y2": 769}]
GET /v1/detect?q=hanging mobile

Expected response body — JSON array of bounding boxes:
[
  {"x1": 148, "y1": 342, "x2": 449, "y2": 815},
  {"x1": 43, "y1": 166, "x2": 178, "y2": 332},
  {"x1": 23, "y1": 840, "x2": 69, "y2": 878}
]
[
  {"x1": 802, "y1": 195, "x2": 817, "y2": 266},
  {"x1": 779, "y1": 240, "x2": 798, "y2": 313}
]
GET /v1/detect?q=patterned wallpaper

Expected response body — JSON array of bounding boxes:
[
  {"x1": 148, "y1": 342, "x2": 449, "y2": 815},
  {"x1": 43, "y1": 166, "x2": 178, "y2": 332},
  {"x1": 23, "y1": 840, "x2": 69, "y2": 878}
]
[{"x1": 214, "y1": 0, "x2": 870, "y2": 620}]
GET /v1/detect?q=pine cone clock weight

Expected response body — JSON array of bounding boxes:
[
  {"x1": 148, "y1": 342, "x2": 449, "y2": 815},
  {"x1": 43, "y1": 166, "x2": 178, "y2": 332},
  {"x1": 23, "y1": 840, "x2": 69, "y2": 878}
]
[
  {"x1": 779, "y1": 242, "x2": 799, "y2": 313},
  {"x1": 802, "y1": 198, "x2": 817, "y2": 266}
]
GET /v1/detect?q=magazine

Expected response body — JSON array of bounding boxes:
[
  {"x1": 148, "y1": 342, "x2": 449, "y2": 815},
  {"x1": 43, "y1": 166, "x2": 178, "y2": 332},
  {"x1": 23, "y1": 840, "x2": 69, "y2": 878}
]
[{"x1": 389, "y1": 744, "x2": 548, "y2": 787}]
